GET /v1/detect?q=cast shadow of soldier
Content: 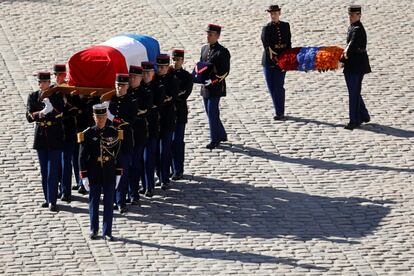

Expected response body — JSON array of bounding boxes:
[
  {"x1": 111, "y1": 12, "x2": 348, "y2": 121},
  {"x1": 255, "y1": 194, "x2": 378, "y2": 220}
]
[
  {"x1": 286, "y1": 116, "x2": 414, "y2": 138},
  {"x1": 60, "y1": 142, "x2": 401, "y2": 269}
]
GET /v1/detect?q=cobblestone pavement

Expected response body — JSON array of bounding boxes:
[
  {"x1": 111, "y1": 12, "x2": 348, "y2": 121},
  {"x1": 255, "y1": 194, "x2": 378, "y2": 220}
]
[{"x1": 0, "y1": 0, "x2": 413, "y2": 275}]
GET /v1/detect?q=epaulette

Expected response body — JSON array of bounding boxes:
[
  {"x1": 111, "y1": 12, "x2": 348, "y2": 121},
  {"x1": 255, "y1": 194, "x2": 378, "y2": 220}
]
[
  {"x1": 77, "y1": 127, "x2": 90, "y2": 143},
  {"x1": 77, "y1": 132, "x2": 84, "y2": 143},
  {"x1": 118, "y1": 130, "x2": 124, "y2": 140}
]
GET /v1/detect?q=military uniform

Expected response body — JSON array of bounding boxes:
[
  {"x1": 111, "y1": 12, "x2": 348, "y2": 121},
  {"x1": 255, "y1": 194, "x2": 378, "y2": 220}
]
[
  {"x1": 26, "y1": 72, "x2": 64, "y2": 211},
  {"x1": 53, "y1": 64, "x2": 82, "y2": 202},
  {"x1": 108, "y1": 73, "x2": 136, "y2": 212},
  {"x1": 261, "y1": 5, "x2": 292, "y2": 119},
  {"x1": 200, "y1": 24, "x2": 231, "y2": 149},
  {"x1": 140, "y1": 61, "x2": 160, "y2": 197},
  {"x1": 170, "y1": 49, "x2": 193, "y2": 179},
  {"x1": 154, "y1": 54, "x2": 179, "y2": 188},
  {"x1": 128, "y1": 65, "x2": 150, "y2": 201},
  {"x1": 342, "y1": 5, "x2": 371, "y2": 129},
  {"x1": 78, "y1": 104, "x2": 122, "y2": 240}
]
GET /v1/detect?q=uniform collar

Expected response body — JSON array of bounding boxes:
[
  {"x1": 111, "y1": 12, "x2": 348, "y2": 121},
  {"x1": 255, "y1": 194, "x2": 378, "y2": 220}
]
[{"x1": 209, "y1": 42, "x2": 218, "y2": 49}]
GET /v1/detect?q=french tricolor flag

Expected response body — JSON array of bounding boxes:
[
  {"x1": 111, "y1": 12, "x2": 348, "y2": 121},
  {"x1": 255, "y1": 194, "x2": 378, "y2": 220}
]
[{"x1": 68, "y1": 34, "x2": 160, "y2": 88}]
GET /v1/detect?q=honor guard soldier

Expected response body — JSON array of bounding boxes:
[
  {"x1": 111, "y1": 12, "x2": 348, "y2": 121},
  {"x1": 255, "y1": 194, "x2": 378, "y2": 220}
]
[
  {"x1": 54, "y1": 64, "x2": 81, "y2": 203},
  {"x1": 78, "y1": 104, "x2": 122, "y2": 241},
  {"x1": 169, "y1": 49, "x2": 193, "y2": 180},
  {"x1": 75, "y1": 94, "x2": 100, "y2": 194},
  {"x1": 261, "y1": 4, "x2": 292, "y2": 120},
  {"x1": 154, "y1": 54, "x2": 178, "y2": 189},
  {"x1": 26, "y1": 72, "x2": 64, "y2": 212},
  {"x1": 200, "y1": 24, "x2": 231, "y2": 150},
  {"x1": 107, "y1": 73, "x2": 136, "y2": 213},
  {"x1": 139, "y1": 61, "x2": 159, "y2": 197},
  {"x1": 341, "y1": 5, "x2": 371, "y2": 130},
  {"x1": 128, "y1": 65, "x2": 148, "y2": 203}
]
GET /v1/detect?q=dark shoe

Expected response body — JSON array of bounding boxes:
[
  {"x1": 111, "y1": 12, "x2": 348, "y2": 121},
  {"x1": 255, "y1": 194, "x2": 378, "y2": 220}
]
[
  {"x1": 61, "y1": 195, "x2": 71, "y2": 203},
  {"x1": 40, "y1": 202, "x2": 49, "y2": 208},
  {"x1": 138, "y1": 188, "x2": 146, "y2": 195},
  {"x1": 103, "y1": 235, "x2": 114, "y2": 241},
  {"x1": 206, "y1": 142, "x2": 220, "y2": 150},
  {"x1": 362, "y1": 116, "x2": 371, "y2": 123},
  {"x1": 78, "y1": 185, "x2": 87, "y2": 195},
  {"x1": 120, "y1": 206, "x2": 128, "y2": 214},
  {"x1": 171, "y1": 173, "x2": 183, "y2": 181},
  {"x1": 113, "y1": 204, "x2": 119, "y2": 210},
  {"x1": 49, "y1": 203, "x2": 58, "y2": 212},
  {"x1": 89, "y1": 232, "x2": 98, "y2": 240},
  {"x1": 220, "y1": 137, "x2": 228, "y2": 142},
  {"x1": 273, "y1": 115, "x2": 285, "y2": 121},
  {"x1": 130, "y1": 199, "x2": 140, "y2": 206},
  {"x1": 344, "y1": 123, "x2": 361, "y2": 130},
  {"x1": 57, "y1": 192, "x2": 62, "y2": 199},
  {"x1": 145, "y1": 190, "x2": 154, "y2": 198},
  {"x1": 161, "y1": 183, "x2": 170, "y2": 190},
  {"x1": 125, "y1": 198, "x2": 131, "y2": 204},
  {"x1": 155, "y1": 180, "x2": 161, "y2": 187},
  {"x1": 71, "y1": 185, "x2": 79, "y2": 191}
]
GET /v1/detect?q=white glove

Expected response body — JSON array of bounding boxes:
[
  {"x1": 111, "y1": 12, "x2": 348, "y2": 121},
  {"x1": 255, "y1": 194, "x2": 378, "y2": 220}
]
[
  {"x1": 42, "y1": 98, "x2": 54, "y2": 114},
  {"x1": 107, "y1": 109, "x2": 114, "y2": 121},
  {"x1": 82, "y1": 178, "x2": 90, "y2": 191},
  {"x1": 115, "y1": 175, "x2": 121, "y2": 189},
  {"x1": 204, "y1": 79, "x2": 212, "y2": 86}
]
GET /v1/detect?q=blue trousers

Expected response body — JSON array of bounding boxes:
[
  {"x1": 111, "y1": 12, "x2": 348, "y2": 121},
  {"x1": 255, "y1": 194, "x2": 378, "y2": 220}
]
[
  {"x1": 115, "y1": 153, "x2": 131, "y2": 208},
  {"x1": 143, "y1": 138, "x2": 157, "y2": 191},
  {"x1": 37, "y1": 149, "x2": 61, "y2": 205},
  {"x1": 157, "y1": 131, "x2": 173, "y2": 184},
  {"x1": 130, "y1": 144, "x2": 145, "y2": 200},
  {"x1": 89, "y1": 178, "x2": 115, "y2": 236},
  {"x1": 203, "y1": 96, "x2": 227, "y2": 144},
  {"x1": 344, "y1": 72, "x2": 370, "y2": 124},
  {"x1": 263, "y1": 66, "x2": 286, "y2": 116},
  {"x1": 60, "y1": 142, "x2": 78, "y2": 197},
  {"x1": 172, "y1": 123, "x2": 186, "y2": 175}
]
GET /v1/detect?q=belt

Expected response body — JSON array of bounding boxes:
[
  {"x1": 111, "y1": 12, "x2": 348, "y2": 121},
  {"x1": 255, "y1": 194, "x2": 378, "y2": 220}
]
[
  {"x1": 274, "y1": 43, "x2": 287, "y2": 49},
  {"x1": 37, "y1": 121, "x2": 57, "y2": 127},
  {"x1": 356, "y1": 48, "x2": 367, "y2": 53}
]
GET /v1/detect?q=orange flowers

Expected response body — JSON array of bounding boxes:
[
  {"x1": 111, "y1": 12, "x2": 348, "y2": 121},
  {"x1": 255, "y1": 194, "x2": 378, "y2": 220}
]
[{"x1": 277, "y1": 46, "x2": 344, "y2": 71}]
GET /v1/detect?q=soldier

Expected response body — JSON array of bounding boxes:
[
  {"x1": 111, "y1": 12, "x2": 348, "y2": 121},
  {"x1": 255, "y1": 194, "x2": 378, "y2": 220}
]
[
  {"x1": 107, "y1": 73, "x2": 136, "y2": 213},
  {"x1": 26, "y1": 72, "x2": 64, "y2": 212},
  {"x1": 169, "y1": 49, "x2": 193, "y2": 180},
  {"x1": 75, "y1": 95, "x2": 100, "y2": 195},
  {"x1": 341, "y1": 5, "x2": 371, "y2": 130},
  {"x1": 261, "y1": 4, "x2": 292, "y2": 121},
  {"x1": 78, "y1": 104, "x2": 122, "y2": 241},
  {"x1": 54, "y1": 64, "x2": 81, "y2": 203},
  {"x1": 200, "y1": 24, "x2": 231, "y2": 150},
  {"x1": 154, "y1": 54, "x2": 178, "y2": 189},
  {"x1": 128, "y1": 65, "x2": 148, "y2": 203},
  {"x1": 139, "y1": 61, "x2": 159, "y2": 198}
]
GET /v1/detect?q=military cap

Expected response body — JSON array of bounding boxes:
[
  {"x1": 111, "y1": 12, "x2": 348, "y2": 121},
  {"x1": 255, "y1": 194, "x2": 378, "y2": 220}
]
[
  {"x1": 206, "y1": 24, "x2": 222, "y2": 34},
  {"x1": 92, "y1": 103, "x2": 107, "y2": 116},
  {"x1": 141, "y1": 61, "x2": 155, "y2": 71},
  {"x1": 172, "y1": 49, "x2": 185, "y2": 59},
  {"x1": 53, "y1": 64, "x2": 66, "y2": 74},
  {"x1": 156, "y1": 54, "x2": 170, "y2": 66},
  {"x1": 266, "y1": 5, "x2": 281, "y2": 12},
  {"x1": 115, "y1": 73, "x2": 129, "y2": 84},
  {"x1": 36, "y1": 71, "x2": 51, "y2": 81},
  {"x1": 129, "y1": 65, "x2": 143, "y2": 75},
  {"x1": 348, "y1": 5, "x2": 361, "y2": 14}
]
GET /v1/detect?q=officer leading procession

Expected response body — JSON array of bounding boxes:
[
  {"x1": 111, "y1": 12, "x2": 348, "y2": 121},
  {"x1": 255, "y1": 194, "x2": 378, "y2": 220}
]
[{"x1": 26, "y1": 5, "x2": 372, "y2": 241}]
